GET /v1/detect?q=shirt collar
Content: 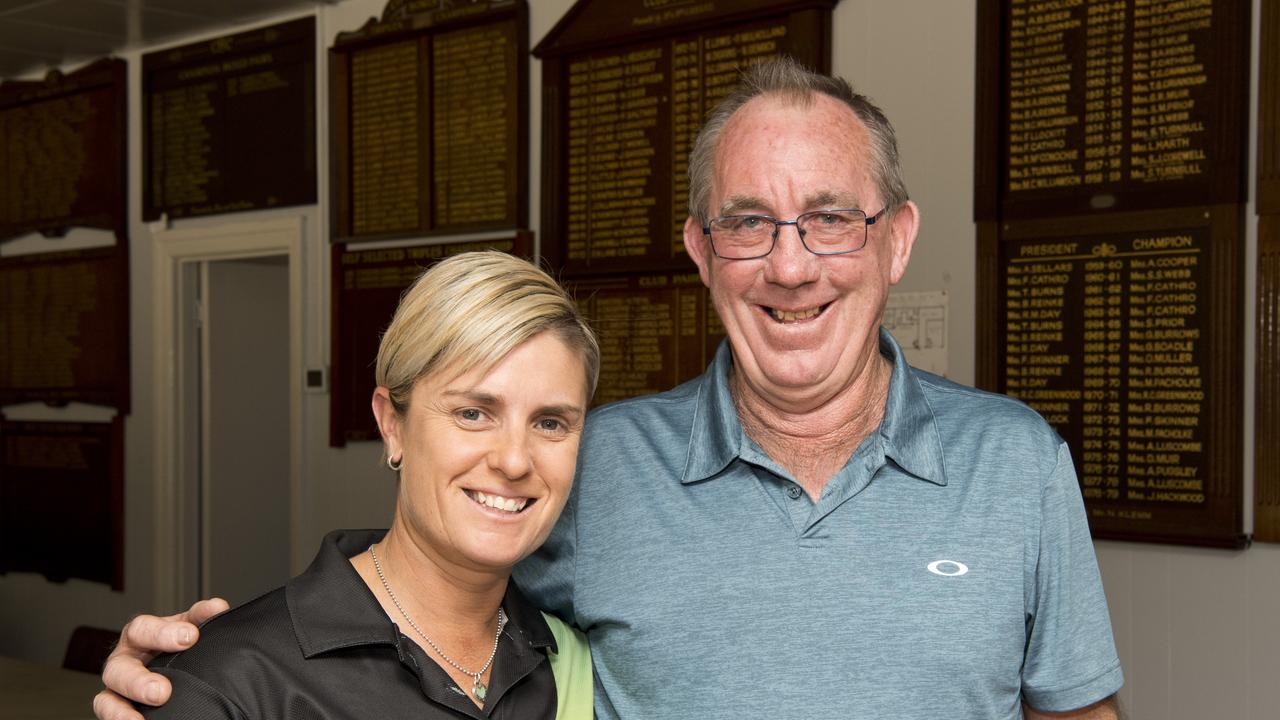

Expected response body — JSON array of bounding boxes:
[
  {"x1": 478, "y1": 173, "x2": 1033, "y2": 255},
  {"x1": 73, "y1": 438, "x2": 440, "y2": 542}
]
[
  {"x1": 680, "y1": 327, "x2": 948, "y2": 487},
  {"x1": 286, "y1": 529, "x2": 557, "y2": 659}
]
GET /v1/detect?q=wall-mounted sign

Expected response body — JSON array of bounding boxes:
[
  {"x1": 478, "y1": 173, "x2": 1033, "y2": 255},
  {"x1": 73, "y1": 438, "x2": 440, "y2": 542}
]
[
  {"x1": 0, "y1": 246, "x2": 130, "y2": 412},
  {"x1": 329, "y1": 0, "x2": 528, "y2": 242},
  {"x1": 143, "y1": 17, "x2": 316, "y2": 220},
  {"x1": 0, "y1": 59, "x2": 126, "y2": 242},
  {"x1": 0, "y1": 418, "x2": 124, "y2": 590},
  {"x1": 975, "y1": 0, "x2": 1250, "y2": 221}
]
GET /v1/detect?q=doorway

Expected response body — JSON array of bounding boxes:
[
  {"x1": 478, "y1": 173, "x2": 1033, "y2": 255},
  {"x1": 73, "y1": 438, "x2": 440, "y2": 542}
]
[
  {"x1": 152, "y1": 216, "x2": 304, "y2": 612},
  {"x1": 178, "y1": 256, "x2": 292, "y2": 607}
]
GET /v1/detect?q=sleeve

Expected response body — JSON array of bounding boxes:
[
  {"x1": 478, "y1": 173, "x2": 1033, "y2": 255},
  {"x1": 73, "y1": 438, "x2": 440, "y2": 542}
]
[
  {"x1": 541, "y1": 612, "x2": 595, "y2": 719},
  {"x1": 512, "y1": 462, "x2": 581, "y2": 623},
  {"x1": 1021, "y1": 441, "x2": 1124, "y2": 713},
  {"x1": 135, "y1": 667, "x2": 248, "y2": 720}
]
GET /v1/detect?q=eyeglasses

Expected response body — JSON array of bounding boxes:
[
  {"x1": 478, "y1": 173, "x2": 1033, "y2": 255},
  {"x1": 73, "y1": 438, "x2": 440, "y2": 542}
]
[{"x1": 702, "y1": 207, "x2": 887, "y2": 260}]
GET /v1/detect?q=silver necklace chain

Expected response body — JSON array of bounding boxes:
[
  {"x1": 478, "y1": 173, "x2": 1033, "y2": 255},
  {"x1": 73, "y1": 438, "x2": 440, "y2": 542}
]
[{"x1": 368, "y1": 544, "x2": 506, "y2": 701}]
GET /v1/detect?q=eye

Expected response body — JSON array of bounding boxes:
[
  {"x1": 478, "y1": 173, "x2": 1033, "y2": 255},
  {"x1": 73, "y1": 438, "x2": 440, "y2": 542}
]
[
  {"x1": 812, "y1": 212, "x2": 847, "y2": 226},
  {"x1": 455, "y1": 408, "x2": 485, "y2": 423},
  {"x1": 535, "y1": 417, "x2": 569, "y2": 435}
]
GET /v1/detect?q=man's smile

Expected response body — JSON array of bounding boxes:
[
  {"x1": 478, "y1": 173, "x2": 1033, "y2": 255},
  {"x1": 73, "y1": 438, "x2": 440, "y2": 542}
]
[{"x1": 763, "y1": 302, "x2": 831, "y2": 323}]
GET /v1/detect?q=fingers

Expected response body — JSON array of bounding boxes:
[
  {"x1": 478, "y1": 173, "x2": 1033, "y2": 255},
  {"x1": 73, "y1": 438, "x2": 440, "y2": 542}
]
[
  {"x1": 183, "y1": 597, "x2": 230, "y2": 626},
  {"x1": 121, "y1": 614, "x2": 198, "y2": 656},
  {"x1": 93, "y1": 689, "x2": 146, "y2": 720},
  {"x1": 96, "y1": 598, "x2": 229, "y2": 713},
  {"x1": 102, "y1": 639, "x2": 172, "y2": 706}
]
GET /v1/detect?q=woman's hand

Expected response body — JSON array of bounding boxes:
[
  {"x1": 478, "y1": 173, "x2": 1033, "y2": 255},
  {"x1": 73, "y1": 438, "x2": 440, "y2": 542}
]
[{"x1": 92, "y1": 598, "x2": 230, "y2": 720}]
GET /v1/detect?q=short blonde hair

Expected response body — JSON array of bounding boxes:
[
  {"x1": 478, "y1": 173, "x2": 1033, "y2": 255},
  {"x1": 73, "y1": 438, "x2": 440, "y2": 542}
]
[{"x1": 375, "y1": 251, "x2": 599, "y2": 414}]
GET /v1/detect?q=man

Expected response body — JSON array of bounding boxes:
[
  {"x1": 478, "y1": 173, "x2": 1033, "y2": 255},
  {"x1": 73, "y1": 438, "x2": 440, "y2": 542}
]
[{"x1": 96, "y1": 59, "x2": 1122, "y2": 719}]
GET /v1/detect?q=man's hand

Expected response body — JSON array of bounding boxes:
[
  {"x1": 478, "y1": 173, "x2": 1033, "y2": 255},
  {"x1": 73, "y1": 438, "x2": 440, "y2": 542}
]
[{"x1": 92, "y1": 598, "x2": 230, "y2": 720}]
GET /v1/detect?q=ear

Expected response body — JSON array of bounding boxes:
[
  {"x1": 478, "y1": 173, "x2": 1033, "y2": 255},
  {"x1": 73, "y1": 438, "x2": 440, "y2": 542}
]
[
  {"x1": 886, "y1": 200, "x2": 920, "y2": 285},
  {"x1": 684, "y1": 216, "x2": 713, "y2": 288},
  {"x1": 371, "y1": 387, "x2": 403, "y2": 464}
]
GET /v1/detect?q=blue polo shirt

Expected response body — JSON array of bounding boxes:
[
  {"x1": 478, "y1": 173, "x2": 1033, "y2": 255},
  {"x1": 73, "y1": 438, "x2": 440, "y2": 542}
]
[{"x1": 515, "y1": 329, "x2": 1122, "y2": 719}]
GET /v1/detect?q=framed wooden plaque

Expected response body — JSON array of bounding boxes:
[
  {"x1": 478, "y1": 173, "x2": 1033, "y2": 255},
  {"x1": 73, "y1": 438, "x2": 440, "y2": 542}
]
[
  {"x1": 0, "y1": 246, "x2": 130, "y2": 412},
  {"x1": 978, "y1": 206, "x2": 1244, "y2": 547},
  {"x1": 567, "y1": 270, "x2": 726, "y2": 406},
  {"x1": 535, "y1": 0, "x2": 838, "y2": 276},
  {"x1": 329, "y1": 234, "x2": 533, "y2": 446},
  {"x1": 0, "y1": 59, "x2": 126, "y2": 242},
  {"x1": 0, "y1": 418, "x2": 124, "y2": 590},
  {"x1": 329, "y1": 0, "x2": 529, "y2": 243},
  {"x1": 143, "y1": 17, "x2": 317, "y2": 221},
  {"x1": 975, "y1": 0, "x2": 1251, "y2": 222}
]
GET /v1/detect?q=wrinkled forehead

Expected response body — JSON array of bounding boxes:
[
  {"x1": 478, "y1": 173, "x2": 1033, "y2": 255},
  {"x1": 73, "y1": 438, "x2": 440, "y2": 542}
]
[{"x1": 712, "y1": 93, "x2": 877, "y2": 209}]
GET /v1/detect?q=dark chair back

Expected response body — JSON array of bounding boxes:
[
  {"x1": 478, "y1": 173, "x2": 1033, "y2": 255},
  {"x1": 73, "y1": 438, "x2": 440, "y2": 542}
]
[{"x1": 63, "y1": 625, "x2": 118, "y2": 674}]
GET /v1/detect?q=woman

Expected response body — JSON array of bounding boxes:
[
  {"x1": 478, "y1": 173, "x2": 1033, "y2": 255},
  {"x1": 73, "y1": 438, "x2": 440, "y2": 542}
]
[{"x1": 134, "y1": 251, "x2": 596, "y2": 719}]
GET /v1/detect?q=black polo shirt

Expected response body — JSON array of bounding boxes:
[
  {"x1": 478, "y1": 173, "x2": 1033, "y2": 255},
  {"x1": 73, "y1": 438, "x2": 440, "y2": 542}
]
[{"x1": 138, "y1": 529, "x2": 560, "y2": 719}]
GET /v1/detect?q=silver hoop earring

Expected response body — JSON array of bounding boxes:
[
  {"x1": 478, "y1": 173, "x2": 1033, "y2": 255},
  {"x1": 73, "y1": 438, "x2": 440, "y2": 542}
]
[{"x1": 387, "y1": 456, "x2": 403, "y2": 472}]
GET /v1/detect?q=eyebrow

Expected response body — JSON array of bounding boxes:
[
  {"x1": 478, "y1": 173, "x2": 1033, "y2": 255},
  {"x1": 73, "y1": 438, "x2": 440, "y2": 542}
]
[
  {"x1": 718, "y1": 191, "x2": 862, "y2": 217},
  {"x1": 443, "y1": 389, "x2": 500, "y2": 405},
  {"x1": 442, "y1": 389, "x2": 584, "y2": 418}
]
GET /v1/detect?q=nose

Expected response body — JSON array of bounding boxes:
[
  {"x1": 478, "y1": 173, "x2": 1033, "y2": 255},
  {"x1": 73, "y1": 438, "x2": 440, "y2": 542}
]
[
  {"x1": 762, "y1": 222, "x2": 821, "y2": 288},
  {"x1": 487, "y1": 425, "x2": 533, "y2": 480}
]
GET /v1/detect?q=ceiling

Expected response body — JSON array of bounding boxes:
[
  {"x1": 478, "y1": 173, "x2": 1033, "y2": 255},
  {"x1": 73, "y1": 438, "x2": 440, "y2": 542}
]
[{"x1": 0, "y1": 0, "x2": 333, "y2": 81}]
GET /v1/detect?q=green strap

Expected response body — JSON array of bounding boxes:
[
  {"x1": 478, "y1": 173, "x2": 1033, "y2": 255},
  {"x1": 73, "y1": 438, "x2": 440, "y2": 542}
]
[{"x1": 541, "y1": 612, "x2": 594, "y2": 719}]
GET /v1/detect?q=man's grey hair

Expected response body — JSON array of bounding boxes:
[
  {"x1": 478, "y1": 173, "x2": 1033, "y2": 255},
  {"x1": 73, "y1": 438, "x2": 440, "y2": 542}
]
[{"x1": 686, "y1": 56, "x2": 909, "y2": 223}]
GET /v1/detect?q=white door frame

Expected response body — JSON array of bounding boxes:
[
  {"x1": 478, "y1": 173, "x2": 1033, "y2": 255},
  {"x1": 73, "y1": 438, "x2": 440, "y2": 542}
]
[{"x1": 151, "y1": 216, "x2": 305, "y2": 611}]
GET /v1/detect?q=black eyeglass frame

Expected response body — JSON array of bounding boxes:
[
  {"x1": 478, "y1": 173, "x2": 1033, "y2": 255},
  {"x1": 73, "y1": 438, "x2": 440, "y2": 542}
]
[{"x1": 701, "y1": 207, "x2": 889, "y2": 260}]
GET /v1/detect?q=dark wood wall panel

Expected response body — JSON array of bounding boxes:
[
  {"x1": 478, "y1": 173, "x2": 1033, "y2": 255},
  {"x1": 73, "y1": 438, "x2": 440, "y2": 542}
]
[
  {"x1": 1259, "y1": 0, "x2": 1280, "y2": 213},
  {"x1": 1258, "y1": 203, "x2": 1280, "y2": 541}
]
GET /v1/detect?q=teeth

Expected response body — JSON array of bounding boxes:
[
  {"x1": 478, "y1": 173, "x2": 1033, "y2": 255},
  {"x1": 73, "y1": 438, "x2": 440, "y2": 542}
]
[
  {"x1": 468, "y1": 490, "x2": 528, "y2": 513},
  {"x1": 770, "y1": 306, "x2": 822, "y2": 322}
]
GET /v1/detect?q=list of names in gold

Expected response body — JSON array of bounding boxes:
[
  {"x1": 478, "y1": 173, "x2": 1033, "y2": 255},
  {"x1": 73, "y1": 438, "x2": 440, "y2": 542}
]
[
  {"x1": 0, "y1": 93, "x2": 96, "y2": 226},
  {"x1": 433, "y1": 22, "x2": 514, "y2": 227},
  {"x1": 670, "y1": 23, "x2": 787, "y2": 255},
  {"x1": 1006, "y1": 0, "x2": 1213, "y2": 194},
  {"x1": 351, "y1": 41, "x2": 422, "y2": 235},
  {"x1": 1129, "y1": 0, "x2": 1211, "y2": 182},
  {"x1": 579, "y1": 273, "x2": 722, "y2": 404},
  {"x1": 151, "y1": 82, "x2": 217, "y2": 207},
  {"x1": 1004, "y1": 232, "x2": 1206, "y2": 516},
  {"x1": 0, "y1": 259, "x2": 99, "y2": 390},
  {"x1": 566, "y1": 46, "x2": 665, "y2": 262}
]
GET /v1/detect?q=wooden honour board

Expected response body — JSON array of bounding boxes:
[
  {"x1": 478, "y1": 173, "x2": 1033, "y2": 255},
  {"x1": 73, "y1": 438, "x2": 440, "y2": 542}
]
[
  {"x1": 975, "y1": 0, "x2": 1250, "y2": 222},
  {"x1": 0, "y1": 246, "x2": 130, "y2": 412},
  {"x1": 0, "y1": 59, "x2": 126, "y2": 242},
  {"x1": 0, "y1": 418, "x2": 124, "y2": 590},
  {"x1": 980, "y1": 208, "x2": 1244, "y2": 547},
  {"x1": 975, "y1": 0, "x2": 1250, "y2": 546},
  {"x1": 143, "y1": 17, "x2": 317, "y2": 220},
  {"x1": 567, "y1": 270, "x2": 726, "y2": 407},
  {"x1": 329, "y1": 234, "x2": 533, "y2": 445},
  {"x1": 329, "y1": 0, "x2": 529, "y2": 243}
]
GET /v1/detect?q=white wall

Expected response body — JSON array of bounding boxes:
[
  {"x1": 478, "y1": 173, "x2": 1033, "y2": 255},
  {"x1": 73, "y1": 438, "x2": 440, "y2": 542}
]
[{"x1": 0, "y1": 1, "x2": 1276, "y2": 718}]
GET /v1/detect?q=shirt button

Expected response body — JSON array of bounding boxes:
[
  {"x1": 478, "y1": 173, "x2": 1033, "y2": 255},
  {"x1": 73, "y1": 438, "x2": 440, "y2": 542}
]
[{"x1": 786, "y1": 485, "x2": 803, "y2": 499}]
